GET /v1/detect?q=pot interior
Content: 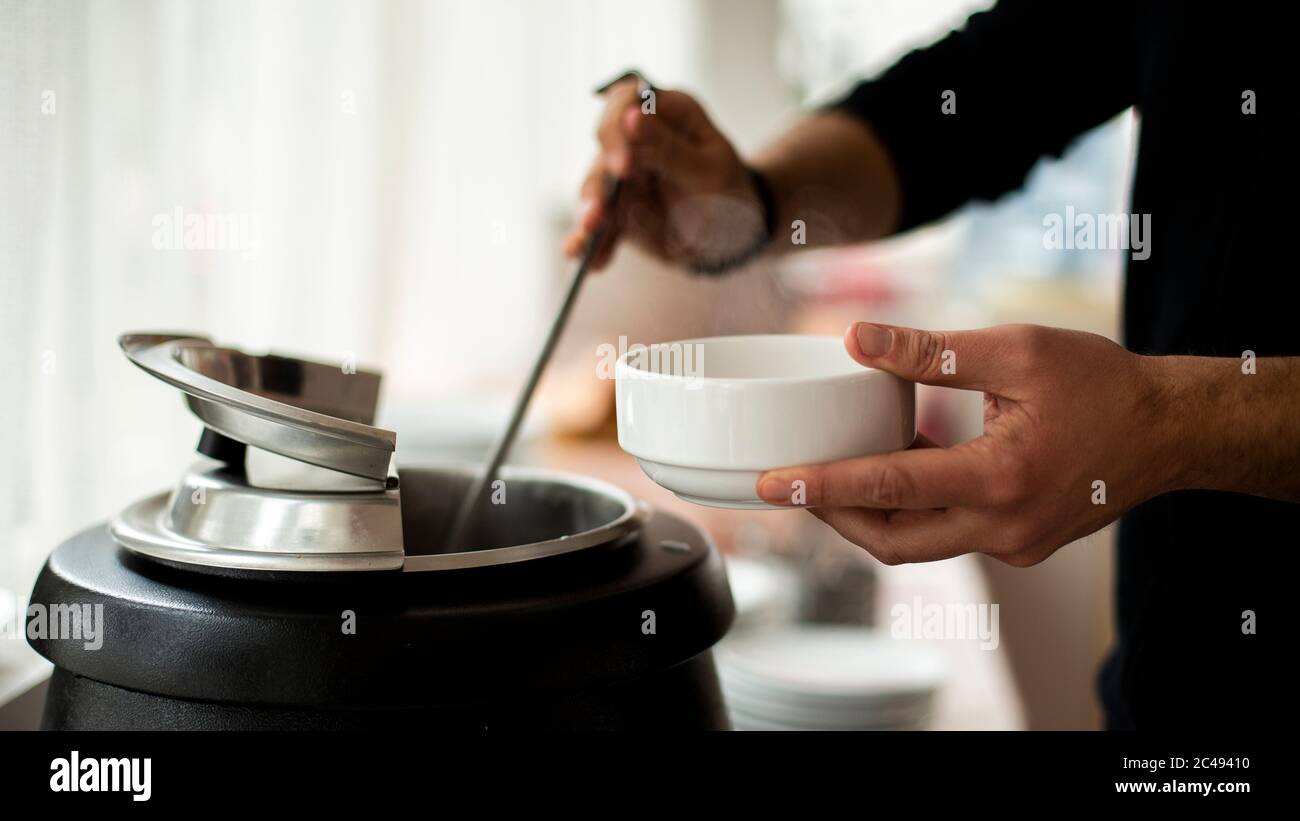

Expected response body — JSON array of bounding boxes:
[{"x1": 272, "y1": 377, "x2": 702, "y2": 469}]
[{"x1": 398, "y1": 466, "x2": 635, "y2": 556}]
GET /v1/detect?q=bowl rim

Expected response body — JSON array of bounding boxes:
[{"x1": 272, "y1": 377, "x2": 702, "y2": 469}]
[{"x1": 614, "y1": 333, "x2": 889, "y2": 387}]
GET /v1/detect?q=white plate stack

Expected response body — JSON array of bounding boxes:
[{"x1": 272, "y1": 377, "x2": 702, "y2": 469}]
[{"x1": 718, "y1": 626, "x2": 946, "y2": 731}]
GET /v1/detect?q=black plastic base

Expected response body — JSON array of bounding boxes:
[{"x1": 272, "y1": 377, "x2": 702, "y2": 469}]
[
  {"x1": 29, "y1": 513, "x2": 735, "y2": 730},
  {"x1": 42, "y1": 653, "x2": 729, "y2": 731}
]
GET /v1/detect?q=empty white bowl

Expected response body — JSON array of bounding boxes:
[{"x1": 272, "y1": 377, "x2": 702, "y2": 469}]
[{"x1": 615, "y1": 335, "x2": 916, "y2": 509}]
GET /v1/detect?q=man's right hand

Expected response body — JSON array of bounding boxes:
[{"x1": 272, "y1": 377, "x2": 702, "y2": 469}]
[{"x1": 563, "y1": 78, "x2": 766, "y2": 272}]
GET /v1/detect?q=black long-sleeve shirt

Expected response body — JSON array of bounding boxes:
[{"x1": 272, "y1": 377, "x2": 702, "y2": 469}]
[{"x1": 833, "y1": 0, "x2": 1284, "y2": 729}]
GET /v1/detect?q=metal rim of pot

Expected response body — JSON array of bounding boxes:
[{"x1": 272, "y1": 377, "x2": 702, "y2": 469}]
[{"x1": 110, "y1": 464, "x2": 649, "y2": 575}]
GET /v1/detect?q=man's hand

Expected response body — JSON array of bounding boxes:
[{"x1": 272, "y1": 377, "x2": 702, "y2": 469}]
[
  {"x1": 756, "y1": 322, "x2": 1183, "y2": 567},
  {"x1": 562, "y1": 78, "x2": 764, "y2": 272}
]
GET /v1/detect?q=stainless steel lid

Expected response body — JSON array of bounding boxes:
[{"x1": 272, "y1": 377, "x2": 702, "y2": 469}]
[{"x1": 120, "y1": 333, "x2": 395, "y2": 482}]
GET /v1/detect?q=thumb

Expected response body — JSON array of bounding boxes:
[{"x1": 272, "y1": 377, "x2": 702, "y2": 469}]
[{"x1": 845, "y1": 321, "x2": 1021, "y2": 393}]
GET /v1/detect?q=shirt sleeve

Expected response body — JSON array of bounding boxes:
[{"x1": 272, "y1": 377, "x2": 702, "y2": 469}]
[{"x1": 830, "y1": 0, "x2": 1139, "y2": 231}]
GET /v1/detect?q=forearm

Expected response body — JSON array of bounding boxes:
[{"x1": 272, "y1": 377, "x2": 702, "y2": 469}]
[
  {"x1": 750, "y1": 110, "x2": 901, "y2": 249},
  {"x1": 1148, "y1": 355, "x2": 1300, "y2": 502}
]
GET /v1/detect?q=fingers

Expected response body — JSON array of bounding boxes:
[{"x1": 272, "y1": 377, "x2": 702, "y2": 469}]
[
  {"x1": 566, "y1": 84, "x2": 720, "y2": 264},
  {"x1": 844, "y1": 321, "x2": 1039, "y2": 394},
  {"x1": 601, "y1": 89, "x2": 711, "y2": 186},
  {"x1": 808, "y1": 507, "x2": 977, "y2": 564},
  {"x1": 595, "y1": 80, "x2": 642, "y2": 178},
  {"x1": 564, "y1": 82, "x2": 655, "y2": 262},
  {"x1": 562, "y1": 167, "x2": 610, "y2": 258},
  {"x1": 756, "y1": 440, "x2": 1000, "y2": 510},
  {"x1": 622, "y1": 105, "x2": 711, "y2": 181},
  {"x1": 641, "y1": 89, "x2": 712, "y2": 142},
  {"x1": 565, "y1": 80, "x2": 639, "y2": 262},
  {"x1": 566, "y1": 174, "x2": 666, "y2": 271},
  {"x1": 597, "y1": 82, "x2": 710, "y2": 147}
]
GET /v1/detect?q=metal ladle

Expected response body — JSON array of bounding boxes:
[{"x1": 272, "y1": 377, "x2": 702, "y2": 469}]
[
  {"x1": 442, "y1": 176, "x2": 624, "y2": 551},
  {"x1": 444, "y1": 71, "x2": 652, "y2": 552}
]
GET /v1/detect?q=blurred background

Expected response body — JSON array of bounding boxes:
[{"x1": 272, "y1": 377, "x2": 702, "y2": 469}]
[{"x1": 1, "y1": 0, "x2": 1134, "y2": 727}]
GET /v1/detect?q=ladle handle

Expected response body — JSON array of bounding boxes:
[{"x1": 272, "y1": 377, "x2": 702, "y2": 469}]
[{"x1": 444, "y1": 176, "x2": 624, "y2": 550}]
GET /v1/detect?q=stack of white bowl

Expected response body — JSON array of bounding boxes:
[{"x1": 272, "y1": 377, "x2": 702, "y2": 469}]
[{"x1": 717, "y1": 625, "x2": 946, "y2": 731}]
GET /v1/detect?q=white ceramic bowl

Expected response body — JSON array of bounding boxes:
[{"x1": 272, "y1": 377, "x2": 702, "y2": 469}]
[{"x1": 615, "y1": 335, "x2": 916, "y2": 509}]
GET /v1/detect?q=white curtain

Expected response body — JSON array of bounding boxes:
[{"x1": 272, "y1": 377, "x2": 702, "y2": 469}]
[{"x1": 0, "y1": 0, "x2": 704, "y2": 679}]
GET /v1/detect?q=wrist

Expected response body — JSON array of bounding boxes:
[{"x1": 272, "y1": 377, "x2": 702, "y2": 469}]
[
  {"x1": 1134, "y1": 354, "x2": 1197, "y2": 496},
  {"x1": 1136, "y1": 353, "x2": 1234, "y2": 495},
  {"x1": 686, "y1": 165, "x2": 774, "y2": 276}
]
